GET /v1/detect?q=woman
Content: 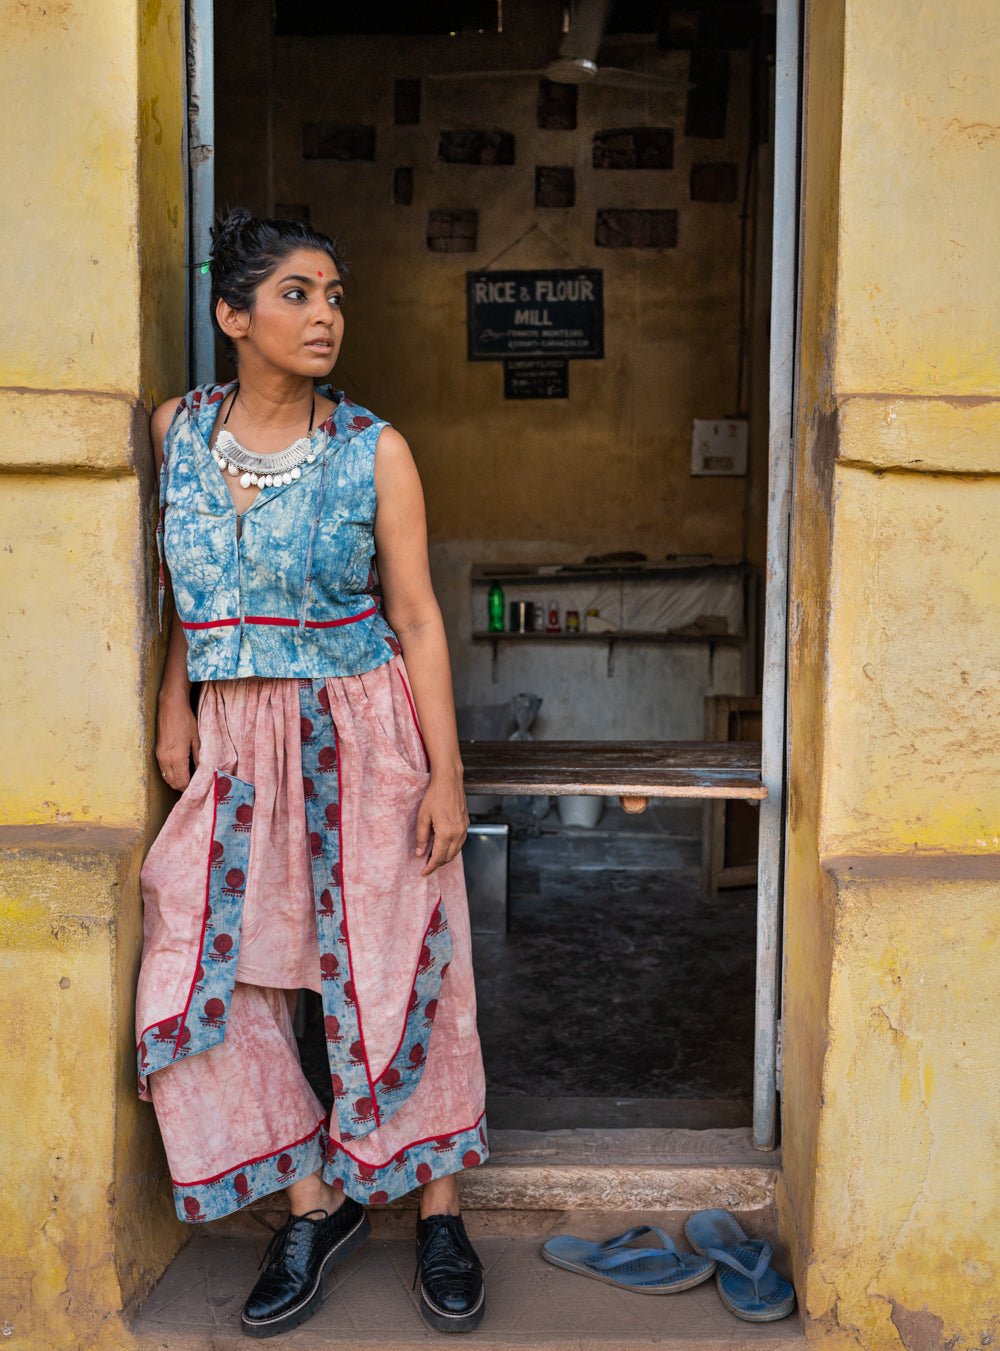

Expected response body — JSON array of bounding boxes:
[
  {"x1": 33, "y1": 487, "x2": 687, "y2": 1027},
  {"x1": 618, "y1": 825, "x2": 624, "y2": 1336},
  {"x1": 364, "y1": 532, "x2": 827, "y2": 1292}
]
[{"x1": 136, "y1": 209, "x2": 487, "y2": 1338}]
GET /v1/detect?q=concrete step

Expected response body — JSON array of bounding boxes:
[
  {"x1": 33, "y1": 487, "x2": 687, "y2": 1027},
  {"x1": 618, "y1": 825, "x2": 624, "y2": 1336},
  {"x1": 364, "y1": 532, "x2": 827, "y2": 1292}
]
[
  {"x1": 462, "y1": 1127, "x2": 779, "y2": 1212},
  {"x1": 133, "y1": 1208, "x2": 803, "y2": 1350}
]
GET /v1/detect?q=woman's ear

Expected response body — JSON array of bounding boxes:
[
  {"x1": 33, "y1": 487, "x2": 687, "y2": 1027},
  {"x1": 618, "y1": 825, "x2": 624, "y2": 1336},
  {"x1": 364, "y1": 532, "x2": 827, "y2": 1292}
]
[{"x1": 216, "y1": 297, "x2": 250, "y2": 345}]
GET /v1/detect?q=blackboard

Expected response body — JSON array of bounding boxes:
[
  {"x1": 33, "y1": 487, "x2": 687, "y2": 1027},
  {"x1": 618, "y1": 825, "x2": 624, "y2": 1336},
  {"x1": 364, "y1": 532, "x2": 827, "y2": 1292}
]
[
  {"x1": 503, "y1": 359, "x2": 569, "y2": 399},
  {"x1": 467, "y1": 269, "x2": 604, "y2": 360}
]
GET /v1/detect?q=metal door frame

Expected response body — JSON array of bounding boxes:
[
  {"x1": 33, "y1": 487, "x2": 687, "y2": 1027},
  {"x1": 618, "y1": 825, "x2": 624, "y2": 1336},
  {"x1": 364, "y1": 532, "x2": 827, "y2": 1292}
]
[{"x1": 753, "y1": 0, "x2": 803, "y2": 1149}]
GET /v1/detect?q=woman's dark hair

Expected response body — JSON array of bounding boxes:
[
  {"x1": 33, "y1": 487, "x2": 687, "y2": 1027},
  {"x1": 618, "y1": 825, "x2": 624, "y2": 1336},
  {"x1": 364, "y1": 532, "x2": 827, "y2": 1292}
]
[{"x1": 207, "y1": 208, "x2": 345, "y2": 358}]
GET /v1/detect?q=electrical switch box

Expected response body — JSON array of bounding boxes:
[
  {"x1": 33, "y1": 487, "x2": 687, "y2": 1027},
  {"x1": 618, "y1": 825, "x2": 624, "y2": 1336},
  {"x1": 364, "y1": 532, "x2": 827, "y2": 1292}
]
[{"x1": 690, "y1": 418, "x2": 748, "y2": 476}]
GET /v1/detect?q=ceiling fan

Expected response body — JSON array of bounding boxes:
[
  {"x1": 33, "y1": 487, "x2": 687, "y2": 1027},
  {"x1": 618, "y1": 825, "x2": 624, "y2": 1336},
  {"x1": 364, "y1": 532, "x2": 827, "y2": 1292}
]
[{"x1": 427, "y1": 0, "x2": 675, "y2": 91}]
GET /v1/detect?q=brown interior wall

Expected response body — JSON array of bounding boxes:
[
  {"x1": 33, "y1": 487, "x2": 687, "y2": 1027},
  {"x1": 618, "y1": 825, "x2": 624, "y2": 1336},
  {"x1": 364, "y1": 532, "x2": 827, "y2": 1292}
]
[{"x1": 215, "y1": 0, "x2": 772, "y2": 573}]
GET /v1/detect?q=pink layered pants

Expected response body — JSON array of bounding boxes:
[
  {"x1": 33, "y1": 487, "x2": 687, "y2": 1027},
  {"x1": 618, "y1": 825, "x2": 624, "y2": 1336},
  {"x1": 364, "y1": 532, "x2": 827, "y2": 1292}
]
[{"x1": 136, "y1": 657, "x2": 487, "y2": 1223}]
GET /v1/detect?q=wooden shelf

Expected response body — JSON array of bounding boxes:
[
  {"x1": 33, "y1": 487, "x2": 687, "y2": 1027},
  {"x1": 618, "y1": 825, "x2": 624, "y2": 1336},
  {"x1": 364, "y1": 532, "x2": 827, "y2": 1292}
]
[
  {"x1": 471, "y1": 559, "x2": 748, "y2": 586},
  {"x1": 472, "y1": 629, "x2": 742, "y2": 645},
  {"x1": 460, "y1": 739, "x2": 766, "y2": 802}
]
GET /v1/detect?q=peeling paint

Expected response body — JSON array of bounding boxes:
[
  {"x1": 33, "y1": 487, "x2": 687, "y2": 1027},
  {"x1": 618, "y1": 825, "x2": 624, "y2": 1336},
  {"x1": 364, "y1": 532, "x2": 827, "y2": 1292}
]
[{"x1": 890, "y1": 1302, "x2": 960, "y2": 1351}]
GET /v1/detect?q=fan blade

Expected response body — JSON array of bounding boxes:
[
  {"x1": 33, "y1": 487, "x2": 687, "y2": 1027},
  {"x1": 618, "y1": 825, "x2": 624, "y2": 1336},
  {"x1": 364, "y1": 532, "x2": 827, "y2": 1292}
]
[
  {"x1": 592, "y1": 66, "x2": 676, "y2": 91},
  {"x1": 426, "y1": 68, "x2": 545, "y2": 81}
]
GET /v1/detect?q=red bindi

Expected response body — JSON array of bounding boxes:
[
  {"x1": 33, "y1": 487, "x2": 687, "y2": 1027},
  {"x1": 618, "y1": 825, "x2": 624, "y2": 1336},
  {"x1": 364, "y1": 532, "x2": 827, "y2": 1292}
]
[{"x1": 317, "y1": 271, "x2": 324, "y2": 277}]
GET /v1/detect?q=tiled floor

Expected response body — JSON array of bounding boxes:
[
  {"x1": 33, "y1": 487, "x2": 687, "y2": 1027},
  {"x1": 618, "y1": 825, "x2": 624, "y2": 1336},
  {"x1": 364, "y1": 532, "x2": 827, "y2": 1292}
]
[
  {"x1": 475, "y1": 805, "x2": 757, "y2": 1108},
  {"x1": 134, "y1": 1210, "x2": 803, "y2": 1349}
]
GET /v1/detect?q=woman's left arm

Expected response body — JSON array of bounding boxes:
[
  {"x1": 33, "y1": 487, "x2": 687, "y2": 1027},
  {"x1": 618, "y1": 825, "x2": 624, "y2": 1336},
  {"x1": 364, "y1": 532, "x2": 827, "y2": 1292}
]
[{"x1": 374, "y1": 426, "x2": 468, "y2": 876}]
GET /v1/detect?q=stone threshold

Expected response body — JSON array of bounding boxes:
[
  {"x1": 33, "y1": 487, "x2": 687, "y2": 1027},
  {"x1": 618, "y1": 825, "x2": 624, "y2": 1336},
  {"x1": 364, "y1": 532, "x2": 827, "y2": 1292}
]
[
  {"x1": 462, "y1": 1127, "x2": 779, "y2": 1212},
  {"x1": 133, "y1": 1207, "x2": 802, "y2": 1350}
]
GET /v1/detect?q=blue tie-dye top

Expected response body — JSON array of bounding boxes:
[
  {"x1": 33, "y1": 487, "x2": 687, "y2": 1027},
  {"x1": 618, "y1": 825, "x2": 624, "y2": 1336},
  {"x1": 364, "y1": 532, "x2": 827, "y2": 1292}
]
[{"x1": 156, "y1": 381, "x2": 402, "y2": 681}]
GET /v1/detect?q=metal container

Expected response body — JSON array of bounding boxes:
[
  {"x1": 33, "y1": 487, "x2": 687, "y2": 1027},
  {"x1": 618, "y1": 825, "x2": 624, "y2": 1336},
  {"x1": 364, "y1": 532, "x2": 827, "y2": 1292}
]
[
  {"x1": 508, "y1": 599, "x2": 533, "y2": 633},
  {"x1": 462, "y1": 823, "x2": 510, "y2": 934}
]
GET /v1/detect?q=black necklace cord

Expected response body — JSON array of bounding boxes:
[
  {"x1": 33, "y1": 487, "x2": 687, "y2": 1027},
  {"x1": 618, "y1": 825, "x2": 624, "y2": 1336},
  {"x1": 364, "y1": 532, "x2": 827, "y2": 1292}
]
[{"x1": 222, "y1": 383, "x2": 316, "y2": 434}]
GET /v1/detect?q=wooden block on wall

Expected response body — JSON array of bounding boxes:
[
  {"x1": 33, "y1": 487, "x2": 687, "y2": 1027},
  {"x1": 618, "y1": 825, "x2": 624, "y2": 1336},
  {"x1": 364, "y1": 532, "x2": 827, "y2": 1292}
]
[
  {"x1": 685, "y1": 50, "x2": 730, "y2": 138},
  {"x1": 438, "y1": 129, "x2": 515, "y2": 165},
  {"x1": 593, "y1": 127, "x2": 674, "y2": 170},
  {"x1": 427, "y1": 209, "x2": 478, "y2": 252},
  {"x1": 595, "y1": 209, "x2": 678, "y2": 249}
]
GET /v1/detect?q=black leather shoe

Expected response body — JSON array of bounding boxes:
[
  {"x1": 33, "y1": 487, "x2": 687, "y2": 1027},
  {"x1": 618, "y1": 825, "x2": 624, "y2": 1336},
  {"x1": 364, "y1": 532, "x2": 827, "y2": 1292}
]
[
  {"x1": 241, "y1": 1197, "x2": 371, "y2": 1339},
  {"x1": 414, "y1": 1212, "x2": 485, "y2": 1332}
]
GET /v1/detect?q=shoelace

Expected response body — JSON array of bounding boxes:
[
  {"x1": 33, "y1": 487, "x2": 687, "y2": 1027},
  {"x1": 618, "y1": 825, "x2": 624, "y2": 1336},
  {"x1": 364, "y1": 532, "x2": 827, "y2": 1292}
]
[
  {"x1": 258, "y1": 1209, "x2": 328, "y2": 1272},
  {"x1": 413, "y1": 1216, "x2": 481, "y2": 1292}
]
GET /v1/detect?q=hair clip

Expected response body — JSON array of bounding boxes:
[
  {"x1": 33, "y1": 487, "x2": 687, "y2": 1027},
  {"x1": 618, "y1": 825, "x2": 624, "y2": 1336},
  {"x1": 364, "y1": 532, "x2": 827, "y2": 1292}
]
[{"x1": 198, "y1": 258, "x2": 212, "y2": 275}]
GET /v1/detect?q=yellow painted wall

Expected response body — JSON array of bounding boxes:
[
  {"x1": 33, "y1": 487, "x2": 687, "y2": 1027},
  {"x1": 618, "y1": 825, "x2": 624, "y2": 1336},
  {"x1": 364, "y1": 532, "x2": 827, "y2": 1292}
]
[
  {"x1": 4, "y1": 2, "x2": 998, "y2": 1347},
  {"x1": 0, "y1": 1, "x2": 186, "y2": 1346},
  {"x1": 780, "y1": 2, "x2": 1000, "y2": 1347}
]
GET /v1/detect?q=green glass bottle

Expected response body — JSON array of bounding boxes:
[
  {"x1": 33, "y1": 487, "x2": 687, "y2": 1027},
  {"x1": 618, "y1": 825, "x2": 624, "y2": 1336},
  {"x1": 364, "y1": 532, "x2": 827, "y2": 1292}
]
[{"x1": 488, "y1": 581, "x2": 505, "y2": 632}]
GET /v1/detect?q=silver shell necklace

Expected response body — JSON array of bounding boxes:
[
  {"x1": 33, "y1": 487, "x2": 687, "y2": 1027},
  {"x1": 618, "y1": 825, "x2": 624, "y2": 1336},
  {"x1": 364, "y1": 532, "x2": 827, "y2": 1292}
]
[{"x1": 212, "y1": 384, "x2": 319, "y2": 489}]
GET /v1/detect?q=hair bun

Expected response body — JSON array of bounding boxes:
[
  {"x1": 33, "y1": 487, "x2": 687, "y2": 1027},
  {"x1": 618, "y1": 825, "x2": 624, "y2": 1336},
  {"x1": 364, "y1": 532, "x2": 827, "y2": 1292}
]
[{"x1": 211, "y1": 207, "x2": 256, "y2": 251}]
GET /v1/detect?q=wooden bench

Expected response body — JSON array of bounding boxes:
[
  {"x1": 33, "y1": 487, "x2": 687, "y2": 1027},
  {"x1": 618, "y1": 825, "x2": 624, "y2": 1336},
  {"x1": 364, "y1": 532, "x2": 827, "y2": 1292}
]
[{"x1": 459, "y1": 740, "x2": 766, "y2": 814}]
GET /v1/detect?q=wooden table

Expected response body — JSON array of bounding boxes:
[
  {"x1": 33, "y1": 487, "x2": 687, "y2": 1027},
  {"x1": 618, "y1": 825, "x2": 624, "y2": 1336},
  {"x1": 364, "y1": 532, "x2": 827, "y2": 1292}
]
[{"x1": 459, "y1": 740, "x2": 766, "y2": 813}]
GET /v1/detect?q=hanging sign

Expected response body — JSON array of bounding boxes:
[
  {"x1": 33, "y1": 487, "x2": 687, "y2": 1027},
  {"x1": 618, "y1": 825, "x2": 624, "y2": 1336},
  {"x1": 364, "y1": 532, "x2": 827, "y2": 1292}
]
[
  {"x1": 503, "y1": 358, "x2": 569, "y2": 399},
  {"x1": 466, "y1": 269, "x2": 604, "y2": 360}
]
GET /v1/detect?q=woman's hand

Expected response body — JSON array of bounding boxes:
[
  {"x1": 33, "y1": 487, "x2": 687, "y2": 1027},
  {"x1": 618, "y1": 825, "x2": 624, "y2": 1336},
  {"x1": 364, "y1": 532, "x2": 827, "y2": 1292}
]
[
  {"x1": 416, "y1": 771, "x2": 469, "y2": 876},
  {"x1": 156, "y1": 694, "x2": 201, "y2": 791}
]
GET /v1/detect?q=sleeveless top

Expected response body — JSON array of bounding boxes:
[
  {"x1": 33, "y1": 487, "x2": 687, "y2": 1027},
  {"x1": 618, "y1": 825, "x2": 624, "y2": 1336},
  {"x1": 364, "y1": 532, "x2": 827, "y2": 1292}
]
[{"x1": 156, "y1": 381, "x2": 402, "y2": 681}]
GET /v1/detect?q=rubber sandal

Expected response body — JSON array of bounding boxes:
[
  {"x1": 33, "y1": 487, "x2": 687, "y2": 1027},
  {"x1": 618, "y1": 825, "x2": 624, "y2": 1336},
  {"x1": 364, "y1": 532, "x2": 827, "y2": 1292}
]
[
  {"x1": 683, "y1": 1209, "x2": 796, "y2": 1323},
  {"x1": 541, "y1": 1226, "x2": 715, "y2": 1295}
]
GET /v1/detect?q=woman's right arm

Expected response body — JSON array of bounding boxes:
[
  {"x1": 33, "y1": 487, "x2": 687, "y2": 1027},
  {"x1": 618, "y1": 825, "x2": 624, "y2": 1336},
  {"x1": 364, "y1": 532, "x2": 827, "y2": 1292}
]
[{"x1": 151, "y1": 398, "x2": 201, "y2": 791}]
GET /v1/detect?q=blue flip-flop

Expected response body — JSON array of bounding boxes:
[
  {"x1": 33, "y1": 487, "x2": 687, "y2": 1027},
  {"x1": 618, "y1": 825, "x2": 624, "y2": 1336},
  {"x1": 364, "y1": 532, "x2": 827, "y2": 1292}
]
[
  {"x1": 541, "y1": 1226, "x2": 715, "y2": 1295},
  {"x1": 684, "y1": 1209, "x2": 796, "y2": 1322}
]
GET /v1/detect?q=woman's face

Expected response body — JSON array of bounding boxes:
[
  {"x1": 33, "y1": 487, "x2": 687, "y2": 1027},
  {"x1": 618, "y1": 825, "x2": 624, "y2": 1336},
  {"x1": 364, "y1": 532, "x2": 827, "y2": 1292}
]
[{"x1": 227, "y1": 247, "x2": 345, "y2": 377}]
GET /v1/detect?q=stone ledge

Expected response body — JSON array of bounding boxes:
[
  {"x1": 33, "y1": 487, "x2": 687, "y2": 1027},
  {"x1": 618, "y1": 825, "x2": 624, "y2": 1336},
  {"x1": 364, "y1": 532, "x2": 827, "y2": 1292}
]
[
  {"x1": 460, "y1": 1162, "x2": 777, "y2": 1212},
  {"x1": 823, "y1": 852, "x2": 1000, "y2": 882},
  {"x1": 0, "y1": 387, "x2": 143, "y2": 474},
  {"x1": 0, "y1": 824, "x2": 144, "y2": 926},
  {"x1": 837, "y1": 394, "x2": 1000, "y2": 476}
]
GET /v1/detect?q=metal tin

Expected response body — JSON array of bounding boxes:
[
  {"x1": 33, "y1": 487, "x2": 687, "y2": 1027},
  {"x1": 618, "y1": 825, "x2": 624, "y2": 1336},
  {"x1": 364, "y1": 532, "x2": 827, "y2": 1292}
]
[{"x1": 509, "y1": 599, "x2": 533, "y2": 633}]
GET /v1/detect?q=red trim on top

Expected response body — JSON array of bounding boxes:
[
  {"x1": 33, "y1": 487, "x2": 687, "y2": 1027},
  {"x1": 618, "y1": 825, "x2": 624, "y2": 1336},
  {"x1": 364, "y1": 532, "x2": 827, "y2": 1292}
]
[
  {"x1": 395, "y1": 667, "x2": 430, "y2": 771},
  {"x1": 305, "y1": 605, "x2": 377, "y2": 629},
  {"x1": 181, "y1": 606, "x2": 377, "y2": 632},
  {"x1": 334, "y1": 727, "x2": 381, "y2": 1130},
  {"x1": 172, "y1": 1117, "x2": 327, "y2": 1187},
  {"x1": 173, "y1": 773, "x2": 220, "y2": 1059},
  {"x1": 328, "y1": 1110, "x2": 487, "y2": 1170}
]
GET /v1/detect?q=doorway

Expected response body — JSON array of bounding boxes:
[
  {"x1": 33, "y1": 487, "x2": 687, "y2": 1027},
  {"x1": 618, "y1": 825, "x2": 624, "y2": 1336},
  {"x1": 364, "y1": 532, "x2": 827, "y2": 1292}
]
[{"x1": 201, "y1": 0, "x2": 796, "y2": 1151}]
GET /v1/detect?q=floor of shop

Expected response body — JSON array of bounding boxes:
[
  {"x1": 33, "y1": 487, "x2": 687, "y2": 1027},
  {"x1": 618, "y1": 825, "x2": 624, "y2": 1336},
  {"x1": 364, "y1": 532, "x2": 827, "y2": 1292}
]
[{"x1": 473, "y1": 800, "x2": 756, "y2": 1131}]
